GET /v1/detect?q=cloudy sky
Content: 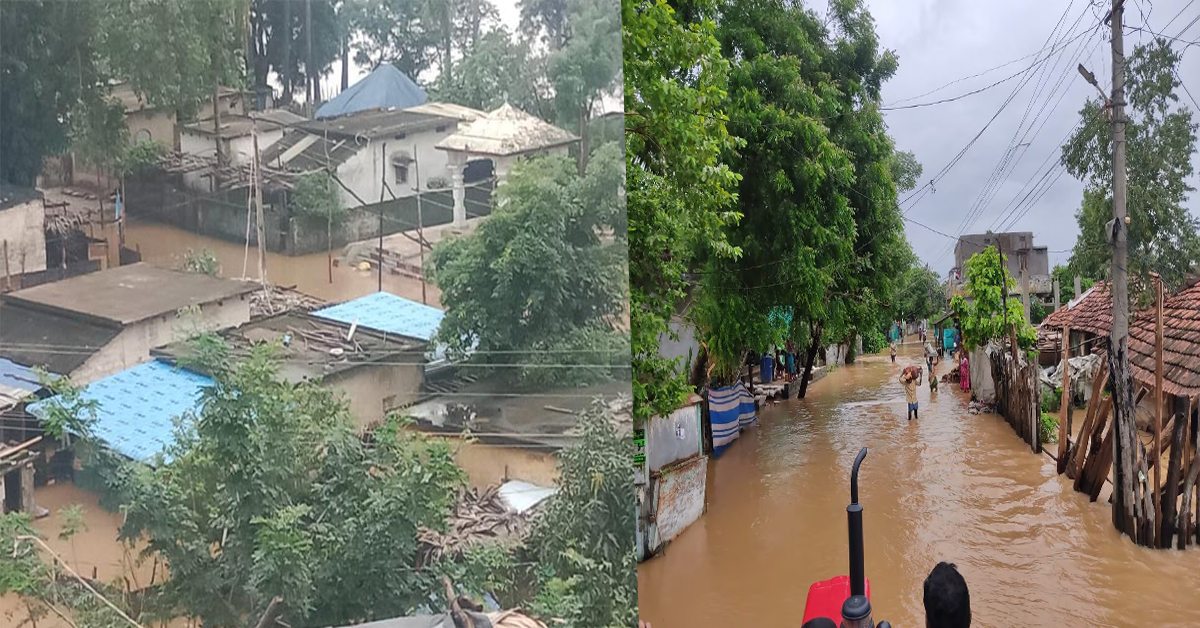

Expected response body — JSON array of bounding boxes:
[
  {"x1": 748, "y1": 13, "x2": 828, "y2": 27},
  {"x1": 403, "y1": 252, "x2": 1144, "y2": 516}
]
[{"x1": 813, "y1": 0, "x2": 1200, "y2": 277}]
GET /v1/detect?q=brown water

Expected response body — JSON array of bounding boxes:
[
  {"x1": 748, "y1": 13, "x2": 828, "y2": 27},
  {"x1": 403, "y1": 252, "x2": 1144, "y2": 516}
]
[
  {"x1": 101, "y1": 220, "x2": 441, "y2": 305},
  {"x1": 637, "y1": 341, "x2": 1200, "y2": 628}
]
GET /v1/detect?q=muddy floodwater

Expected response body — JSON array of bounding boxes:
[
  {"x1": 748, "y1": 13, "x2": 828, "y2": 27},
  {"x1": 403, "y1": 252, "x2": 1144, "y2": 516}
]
[
  {"x1": 637, "y1": 342, "x2": 1200, "y2": 628},
  {"x1": 105, "y1": 220, "x2": 440, "y2": 305}
]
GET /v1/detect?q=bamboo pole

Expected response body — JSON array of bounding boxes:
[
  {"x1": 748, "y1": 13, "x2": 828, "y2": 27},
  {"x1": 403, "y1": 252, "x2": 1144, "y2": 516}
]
[
  {"x1": 1058, "y1": 325, "x2": 1072, "y2": 473},
  {"x1": 1155, "y1": 276, "x2": 1164, "y2": 547},
  {"x1": 1070, "y1": 356, "x2": 1109, "y2": 480}
]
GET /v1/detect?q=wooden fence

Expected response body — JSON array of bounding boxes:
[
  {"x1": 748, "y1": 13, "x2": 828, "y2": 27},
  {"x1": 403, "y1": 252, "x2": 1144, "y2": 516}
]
[{"x1": 990, "y1": 342, "x2": 1042, "y2": 453}]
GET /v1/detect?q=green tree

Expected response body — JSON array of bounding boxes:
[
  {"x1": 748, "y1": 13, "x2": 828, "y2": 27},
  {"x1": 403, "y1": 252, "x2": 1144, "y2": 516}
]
[
  {"x1": 526, "y1": 402, "x2": 635, "y2": 628},
  {"x1": 96, "y1": 0, "x2": 247, "y2": 119},
  {"x1": 896, "y1": 261, "x2": 944, "y2": 322},
  {"x1": 116, "y1": 341, "x2": 465, "y2": 627},
  {"x1": 428, "y1": 145, "x2": 627, "y2": 388},
  {"x1": 250, "y1": 0, "x2": 343, "y2": 105},
  {"x1": 950, "y1": 245, "x2": 1036, "y2": 354},
  {"x1": 547, "y1": 0, "x2": 622, "y2": 172},
  {"x1": 1061, "y1": 39, "x2": 1199, "y2": 295},
  {"x1": 432, "y1": 29, "x2": 553, "y2": 119},
  {"x1": 290, "y1": 171, "x2": 345, "y2": 221},
  {"x1": 888, "y1": 149, "x2": 924, "y2": 193},
  {"x1": 182, "y1": 249, "x2": 221, "y2": 276},
  {"x1": 1050, "y1": 263, "x2": 1095, "y2": 304},
  {"x1": 625, "y1": 0, "x2": 743, "y2": 419},
  {"x1": 0, "y1": 0, "x2": 107, "y2": 185}
]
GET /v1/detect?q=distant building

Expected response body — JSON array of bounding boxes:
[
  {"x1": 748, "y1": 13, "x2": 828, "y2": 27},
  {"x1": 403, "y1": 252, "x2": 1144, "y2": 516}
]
[
  {"x1": 178, "y1": 109, "x2": 306, "y2": 192},
  {"x1": 0, "y1": 263, "x2": 256, "y2": 384},
  {"x1": 0, "y1": 186, "x2": 47, "y2": 283},
  {"x1": 951, "y1": 231, "x2": 1052, "y2": 297}
]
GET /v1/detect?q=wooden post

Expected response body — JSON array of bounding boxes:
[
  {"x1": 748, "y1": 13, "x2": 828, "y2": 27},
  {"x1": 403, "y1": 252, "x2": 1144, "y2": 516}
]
[
  {"x1": 1163, "y1": 394, "x2": 1189, "y2": 547},
  {"x1": 1070, "y1": 356, "x2": 1109, "y2": 481},
  {"x1": 1154, "y1": 276, "x2": 1164, "y2": 547},
  {"x1": 1058, "y1": 325, "x2": 1071, "y2": 474},
  {"x1": 3, "y1": 239, "x2": 9, "y2": 291},
  {"x1": 413, "y1": 144, "x2": 427, "y2": 304}
]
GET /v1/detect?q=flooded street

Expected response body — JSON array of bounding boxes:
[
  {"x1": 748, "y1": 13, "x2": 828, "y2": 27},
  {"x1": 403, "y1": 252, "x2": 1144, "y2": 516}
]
[
  {"x1": 637, "y1": 342, "x2": 1200, "y2": 628},
  {"x1": 100, "y1": 220, "x2": 441, "y2": 305}
]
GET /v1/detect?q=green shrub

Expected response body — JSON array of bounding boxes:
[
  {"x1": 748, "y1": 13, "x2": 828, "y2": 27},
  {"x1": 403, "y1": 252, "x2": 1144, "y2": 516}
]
[
  {"x1": 1039, "y1": 412, "x2": 1059, "y2": 444},
  {"x1": 1041, "y1": 387, "x2": 1063, "y2": 413},
  {"x1": 861, "y1": 329, "x2": 888, "y2": 355}
]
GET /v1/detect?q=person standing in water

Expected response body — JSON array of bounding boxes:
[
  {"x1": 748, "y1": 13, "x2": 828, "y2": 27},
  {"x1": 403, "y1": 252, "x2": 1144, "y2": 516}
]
[
  {"x1": 901, "y1": 368, "x2": 921, "y2": 420},
  {"x1": 889, "y1": 342, "x2": 897, "y2": 363}
]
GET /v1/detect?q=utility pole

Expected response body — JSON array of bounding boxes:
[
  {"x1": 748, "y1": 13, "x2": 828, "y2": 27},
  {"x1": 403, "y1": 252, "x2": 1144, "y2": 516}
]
[
  {"x1": 1079, "y1": 0, "x2": 1140, "y2": 542},
  {"x1": 378, "y1": 142, "x2": 387, "y2": 293},
  {"x1": 253, "y1": 123, "x2": 267, "y2": 287}
]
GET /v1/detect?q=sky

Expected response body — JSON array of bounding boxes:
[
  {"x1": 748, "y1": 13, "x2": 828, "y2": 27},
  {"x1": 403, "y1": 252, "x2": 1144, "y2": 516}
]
[{"x1": 813, "y1": 0, "x2": 1200, "y2": 278}]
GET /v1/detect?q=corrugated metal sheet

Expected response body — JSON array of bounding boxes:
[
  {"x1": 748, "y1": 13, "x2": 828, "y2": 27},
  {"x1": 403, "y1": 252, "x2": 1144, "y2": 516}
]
[
  {"x1": 646, "y1": 399, "x2": 702, "y2": 473},
  {"x1": 0, "y1": 357, "x2": 45, "y2": 408},
  {"x1": 27, "y1": 360, "x2": 211, "y2": 463},
  {"x1": 649, "y1": 455, "x2": 707, "y2": 553},
  {"x1": 313, "y1": 292, "x2": 444, "y2": 341},
  {"x1": 498, "y1": 480, "x2": 557, "y2": 514}
]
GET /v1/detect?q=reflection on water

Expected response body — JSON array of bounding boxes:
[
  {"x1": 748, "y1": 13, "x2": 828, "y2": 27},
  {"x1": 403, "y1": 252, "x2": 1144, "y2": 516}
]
[
  {"x1": 637, "y1": 343, "x2": 1200, "y2": 628},
  {"x1": 103, "y1": 220, "x2": 440, "y2": 305}
]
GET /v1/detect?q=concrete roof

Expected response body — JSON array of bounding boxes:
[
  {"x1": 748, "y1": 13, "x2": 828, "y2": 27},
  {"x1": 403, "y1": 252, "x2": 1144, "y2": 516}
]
[
  {"x1": 0, "y1": 185, "x2": 42, "y2": 211},
  {"x1": 404, "y1": 379, "x2": 630, "y2": 450},
  {"x1": 1, "y1": 263, "x2": 257, "y2": 327},
  {"x1": 405, "y1": 102, "x2": 487, "y2": 121},
  {"x1": 299, "y1": 108, "x2": 457, "y2": 140},
  {"x1": 182, "y1": 110, "x2": 306, "y2": 139},
  {"x1": 27, "y1": 359, "x2": 212, "y2": 464},
  {"x1": 435, "y1": 104, "x2": 577, "y2": 157},
  {"x1": 0, "y1": 302, "x2": 122, "y2": 376}
]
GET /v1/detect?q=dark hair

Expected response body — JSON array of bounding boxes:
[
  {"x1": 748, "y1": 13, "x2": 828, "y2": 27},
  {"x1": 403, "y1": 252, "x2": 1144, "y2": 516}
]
[
  {"x1": 924, "y1": 562, "x2": 970, "y2": 628},
  {"x1": 800, "y1": 619, "x2": 838, "y2": 628}
]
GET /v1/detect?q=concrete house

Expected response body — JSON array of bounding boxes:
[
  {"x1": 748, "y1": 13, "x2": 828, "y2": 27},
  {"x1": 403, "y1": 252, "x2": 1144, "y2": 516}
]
[
  {"x1": 951, "y1": 232, "x2": 1051, "y2": 295},
  {"x1": 0, "y1": 186, "x2": 48, "y2": 286},
  {"x1": 154, "y1": 307, "x2": 429, "y2": 429},
  {"x1": 179, "y1": 109, "x2": 307, "y2": 192},
  {"x1": 0, "y1": 263, "x2": 256, "y2": 385}
]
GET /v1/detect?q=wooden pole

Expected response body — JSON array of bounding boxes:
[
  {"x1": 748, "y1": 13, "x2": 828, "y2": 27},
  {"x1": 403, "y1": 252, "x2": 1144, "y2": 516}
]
[
  {"x1": 413, "y1": 144, "x2": 427, "y2": 304},
  {"x1": 1058, "y1": 325, "x2": 1071, "y2": 474},
  {"x1": 378, "y1": 142, "x2": 387, "y2": 293},
  {"x1": 1155, "y1": 276, "x2": 1164, "y2": 546},
  {"x1": 3, "y1": 240, "x2": 10, "y2": 291}
]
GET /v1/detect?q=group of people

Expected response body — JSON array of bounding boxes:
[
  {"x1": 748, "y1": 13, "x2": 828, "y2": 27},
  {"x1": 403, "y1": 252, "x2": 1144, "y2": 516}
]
[
  {"x1": 767, "y1": 347, "x2": 799, "y2": 382},
  {"x1": 798, "y1": 562, "x2": 973, "y2": 628}
]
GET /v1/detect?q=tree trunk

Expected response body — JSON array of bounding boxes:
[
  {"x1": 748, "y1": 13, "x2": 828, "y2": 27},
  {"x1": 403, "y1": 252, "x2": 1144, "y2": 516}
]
[
  {"x1": 341, "y1": 32, "x2": 350, "y2": 92},
  {"x1": 799, "y1": 322, "x2": 824, "y2": 399},
  {"x1": 282, "y1": 0, "x2": 292, "y2": 104},
  {"x1": 578, "y1": 102, "x2": 589, "y2": 176}
]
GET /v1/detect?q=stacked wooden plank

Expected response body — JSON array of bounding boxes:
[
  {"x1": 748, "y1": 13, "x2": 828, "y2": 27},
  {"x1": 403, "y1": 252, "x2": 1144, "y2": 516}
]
[
  {"x1": 416, "y1": 486, "x2": 532, "y2": 567},
  {"x1": 991, "y1": 341, "x2": 1042, "y2": 453}
]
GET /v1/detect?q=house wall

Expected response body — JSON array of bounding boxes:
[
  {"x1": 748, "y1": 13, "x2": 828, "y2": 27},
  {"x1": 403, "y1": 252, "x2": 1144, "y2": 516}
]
[
  {"x1": 0, "y1": 200, "x2": 48, "y2": 278},
  {"x1": 72, "y1": 296, "x2": 251, "y2": 384},
  {"x1": 335, "y1": 124, "x2": 461, "y2": 208},
  {"x1": 179, "y1": 128, "x2": 287, "y2": 192},
  {"x1": 126, "y1": 109, "x2": 177, "y2": 148},
  {"x1": 324, "y1": 361, "x2": 425, "y2": 429},
  {"x1": 657, "y1": 319, "x2": 699, "y2": 375},
  {"x1": 448, "y1": 440, "x2": 560, "y2": 489}
]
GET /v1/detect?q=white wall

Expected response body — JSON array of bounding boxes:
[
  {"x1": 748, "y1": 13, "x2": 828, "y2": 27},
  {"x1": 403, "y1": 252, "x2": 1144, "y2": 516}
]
[
  {"x1": 180, "y1": 128, "x2": 288, "y2": 192},
  {"x1": 0, "y1": 200, "x2": 47, "y2": 277},
  {"x1": 72, "y1": 296, "x2": 251, "y2": 384},
  {"x1": 335, "y1": 123, "x2": 461, "y2": 208}
]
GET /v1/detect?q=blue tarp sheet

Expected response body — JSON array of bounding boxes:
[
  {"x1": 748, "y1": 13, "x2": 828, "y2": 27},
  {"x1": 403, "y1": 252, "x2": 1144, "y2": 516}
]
[
  {"x1": 316, "y1": 64, "x2": 427, "y2": 119},
  {"x1": 708, "y1": 382, "x2": 757, "y2": 457}
]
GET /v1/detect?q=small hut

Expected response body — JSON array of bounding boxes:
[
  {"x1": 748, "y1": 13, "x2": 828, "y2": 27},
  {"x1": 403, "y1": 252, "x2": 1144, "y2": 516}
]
[{"x1": 1037, "y1": 282, "x2": 1112, "y2": 366}]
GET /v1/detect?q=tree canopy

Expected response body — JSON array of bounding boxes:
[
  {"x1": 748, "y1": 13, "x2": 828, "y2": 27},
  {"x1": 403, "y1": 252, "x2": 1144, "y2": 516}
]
[
  {"x1": 428, "y1": 143, "x2": 628, "y2": 388},
  {"x1": 1061, "y1": 39, "x2": 1199, "y2": 296},
  {"x1": 950, "y1": 245, "x2": 1036, "y2": 354}
]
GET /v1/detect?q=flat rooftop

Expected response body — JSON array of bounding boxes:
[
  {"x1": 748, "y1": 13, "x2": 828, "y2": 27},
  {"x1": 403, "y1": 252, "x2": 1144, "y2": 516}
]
[{"x1": 1, "y1": 263, "x2": 257, "y2": 326}]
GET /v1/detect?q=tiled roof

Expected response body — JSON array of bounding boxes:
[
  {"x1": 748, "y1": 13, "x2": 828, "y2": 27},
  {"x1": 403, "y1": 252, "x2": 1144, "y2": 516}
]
[
  {"x1": 436, "y1": 104, "x2": 577, "y2": 157},
  {"x1": 1039, "y1": 282, "x2": 1113, "y2": 338},
  {"x1": 1129, "y1": 280, "x2": 1200, "y2": 397},
  {"x1": 27, "y1": 360, "x2": 211, "y2": 464}
]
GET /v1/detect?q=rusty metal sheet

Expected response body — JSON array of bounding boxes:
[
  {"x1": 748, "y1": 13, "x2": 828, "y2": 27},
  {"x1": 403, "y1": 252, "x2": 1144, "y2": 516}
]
[{"x1": 649, "y1": 455, "x2": 707, "y2": 553}]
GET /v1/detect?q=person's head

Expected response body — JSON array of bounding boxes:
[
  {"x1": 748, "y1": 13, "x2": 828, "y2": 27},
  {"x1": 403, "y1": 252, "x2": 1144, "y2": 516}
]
[{"x1": 924, "y1": 562, "x2": 970, "y2": 628}]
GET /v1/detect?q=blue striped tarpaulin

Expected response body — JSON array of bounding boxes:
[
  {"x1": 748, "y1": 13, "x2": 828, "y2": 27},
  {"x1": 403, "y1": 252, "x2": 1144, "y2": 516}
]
[{"x1": 708, "y1": 382, "x2": 757, "y2": 457}]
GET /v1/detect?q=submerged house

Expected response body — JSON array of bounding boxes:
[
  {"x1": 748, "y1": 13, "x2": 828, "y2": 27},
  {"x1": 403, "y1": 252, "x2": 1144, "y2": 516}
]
[
  {"x1": 1037, "y1": 282, "x2": 1113, "y2": 366},
  {"x1": 0, "y1": 263, "x2": 257, "y2": 385},
  {"x1": 178, "y1": 109, "x2": 307, "y2": 192},
  {"x1": 0, "y1": 186, "x2": 48, "y2": 286}
]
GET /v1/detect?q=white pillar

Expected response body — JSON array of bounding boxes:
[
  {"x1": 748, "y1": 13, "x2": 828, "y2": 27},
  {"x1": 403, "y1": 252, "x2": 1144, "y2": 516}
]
[{"x1": 449, "y1": 158, "x2": 466, "y2": 227}]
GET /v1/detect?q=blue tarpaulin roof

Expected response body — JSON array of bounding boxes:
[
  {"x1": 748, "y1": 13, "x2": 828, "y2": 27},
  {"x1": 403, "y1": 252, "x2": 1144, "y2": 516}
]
[
  {"x1": 28, "y1": 360, "x2": 212, "y2": 464},
  {"x1": 315, "y1": 64, "x2": 427, "y2": 119},
  {"x1": 312, "y1": 292, "x2": 444, "y2": 342}
]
